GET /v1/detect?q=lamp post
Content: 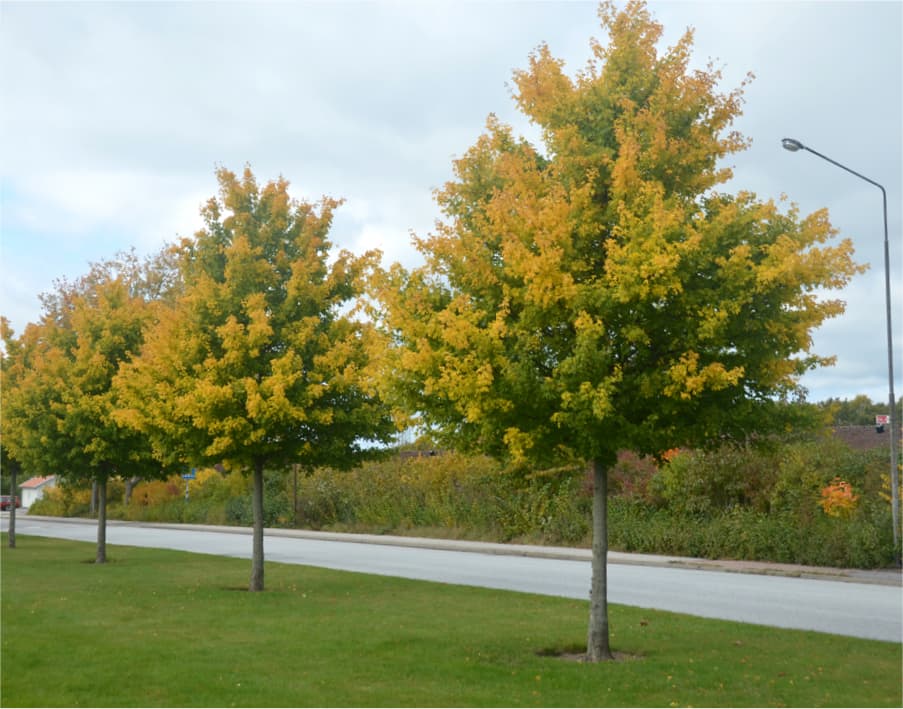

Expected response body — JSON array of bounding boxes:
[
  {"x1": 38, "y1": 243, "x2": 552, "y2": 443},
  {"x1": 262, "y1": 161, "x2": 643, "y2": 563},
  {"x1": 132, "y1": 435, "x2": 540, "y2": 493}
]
[{"x1": 782, "y1": 137, "x2": 900, "y2": 562}]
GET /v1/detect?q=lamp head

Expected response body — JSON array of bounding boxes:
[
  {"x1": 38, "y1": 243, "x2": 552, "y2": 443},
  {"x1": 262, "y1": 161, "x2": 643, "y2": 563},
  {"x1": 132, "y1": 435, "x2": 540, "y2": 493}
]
[{"x1": 782, "y1": 138, "x2": 805, "y2": 152}]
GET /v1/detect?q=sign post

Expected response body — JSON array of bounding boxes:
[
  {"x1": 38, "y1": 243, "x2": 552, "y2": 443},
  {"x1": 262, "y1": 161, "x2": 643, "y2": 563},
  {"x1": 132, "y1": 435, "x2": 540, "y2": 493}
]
[{"x1": 182, "y1": 467, "x2": 197, "y2": 501}]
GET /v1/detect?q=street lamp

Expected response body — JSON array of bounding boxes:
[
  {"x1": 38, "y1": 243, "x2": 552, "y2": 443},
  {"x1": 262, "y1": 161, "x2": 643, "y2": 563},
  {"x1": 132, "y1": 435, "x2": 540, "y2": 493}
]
[{"x1": 782, "y1": 137, "x2": 900, "y2": 562}]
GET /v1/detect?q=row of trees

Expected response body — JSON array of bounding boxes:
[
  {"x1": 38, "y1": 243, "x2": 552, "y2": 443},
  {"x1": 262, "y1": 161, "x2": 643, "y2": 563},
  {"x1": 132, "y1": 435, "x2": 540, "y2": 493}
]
[
  {"x1": 817, "y1": 395, "x2": 903, "y2": 427},
  {"x1": 1, "y1": 1, "x2": 863, "y2": 661},
  {"x1": 2, "y1": 175, "x2": 398, "y2": 580}
]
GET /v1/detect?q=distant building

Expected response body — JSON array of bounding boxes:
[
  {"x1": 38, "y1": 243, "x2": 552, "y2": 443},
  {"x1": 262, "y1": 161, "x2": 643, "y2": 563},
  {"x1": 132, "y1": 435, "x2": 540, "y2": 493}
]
[{"x1": 19, "y1": 475, "x2": 57, "y2": 508}]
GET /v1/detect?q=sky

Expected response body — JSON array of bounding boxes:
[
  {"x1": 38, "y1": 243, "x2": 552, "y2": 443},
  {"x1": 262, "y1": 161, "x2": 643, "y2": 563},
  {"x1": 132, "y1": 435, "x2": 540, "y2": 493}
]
[{"x1": 1, "y1": 0, "x2": 900, "y2": 405}]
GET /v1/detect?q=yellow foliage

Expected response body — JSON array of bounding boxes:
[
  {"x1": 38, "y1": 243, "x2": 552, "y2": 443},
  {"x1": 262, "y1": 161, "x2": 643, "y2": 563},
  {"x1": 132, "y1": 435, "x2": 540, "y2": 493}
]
[
  {"x1": 129, "y1": 476, "x2": 184, "y2": 507},
  {"x1": 664, "y1": 351, "x2": 744, "y2": 401},
  {"x1": 503, "y1": 428, "x2": 536, "y2": 465},
  {"x1": 879, "y1": 473, "x2": 903, "y2": 508},
  {"x1": 35, "y1": 485, "x2": 92, "y2": 516},
  {"x1": 188, "y1": 467, "x2": 220, "y2": 494}
]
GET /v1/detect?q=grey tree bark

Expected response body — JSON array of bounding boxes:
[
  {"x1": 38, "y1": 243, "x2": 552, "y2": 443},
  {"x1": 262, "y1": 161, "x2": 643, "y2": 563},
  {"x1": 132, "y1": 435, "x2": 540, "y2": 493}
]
[
  {"x1": 586, "y1": 458, "x2": 613, "y2": 661},
  {"x1": 249, "y1": 461, "x2": 265, "y2": 591},
  {"x1": 124, "y1": 476, "x2": 141, "y2": 506},
  {"x1": 95, "y1": 478, "x2": 107, "y2": 564},
  {"x1": 7, "y1": 466, "x2": 16, "y2": 548}
]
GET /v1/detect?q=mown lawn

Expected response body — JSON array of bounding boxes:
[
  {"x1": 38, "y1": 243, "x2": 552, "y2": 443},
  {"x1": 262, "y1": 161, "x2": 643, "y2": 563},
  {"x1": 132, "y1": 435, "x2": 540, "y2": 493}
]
[{"x1": 1, "y1": 534, "x2": 900, "y2": 707}]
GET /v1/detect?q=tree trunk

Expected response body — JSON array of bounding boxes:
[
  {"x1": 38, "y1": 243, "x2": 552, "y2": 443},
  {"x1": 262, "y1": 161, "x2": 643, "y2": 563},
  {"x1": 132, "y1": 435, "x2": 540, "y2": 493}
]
[
  {"x1": 586, "y1": 458, "x2": 614, "y2": 661},
  {"x1": 293, "y1": 463, "x2": 299, "y2": 528},
  {"x1": 124, "y1": 476, "x2": 141, "y2": 506},
  {"x1": 95, "y1": 478, "x2": 108, "y2": 564},
  {"x1": 7, "y1": 466, "x2": 17, "y2": 548},
  {"x1": 249, "y1": 461, "x2": 265, "y2": 592}
]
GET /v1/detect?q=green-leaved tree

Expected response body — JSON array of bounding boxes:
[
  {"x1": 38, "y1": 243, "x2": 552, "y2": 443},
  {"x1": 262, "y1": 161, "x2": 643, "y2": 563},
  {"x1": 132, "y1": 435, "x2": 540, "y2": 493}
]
[{"x1": 378, "y1": 0, "x2": 863, "y2": 661}]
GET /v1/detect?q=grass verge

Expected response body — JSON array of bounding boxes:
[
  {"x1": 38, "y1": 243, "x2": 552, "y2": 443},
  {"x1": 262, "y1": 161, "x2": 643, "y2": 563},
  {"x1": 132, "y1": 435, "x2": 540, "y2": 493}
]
[{"x1": 2, "y1": 534, "x2": 900, "y2": 707}]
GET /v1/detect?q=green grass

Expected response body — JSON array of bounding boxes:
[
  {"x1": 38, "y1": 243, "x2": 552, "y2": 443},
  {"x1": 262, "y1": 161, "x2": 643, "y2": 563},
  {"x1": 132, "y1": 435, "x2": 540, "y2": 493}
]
[{"x1": 2, "y1": 535, "x2": 900, "y2": 707}]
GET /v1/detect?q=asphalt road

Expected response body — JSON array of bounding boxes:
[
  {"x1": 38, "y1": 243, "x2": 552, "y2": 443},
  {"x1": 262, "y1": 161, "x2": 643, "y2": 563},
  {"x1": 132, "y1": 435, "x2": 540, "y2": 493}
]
[{"x1": 5, "y1": 514, "x2": 902, "y2": 643}]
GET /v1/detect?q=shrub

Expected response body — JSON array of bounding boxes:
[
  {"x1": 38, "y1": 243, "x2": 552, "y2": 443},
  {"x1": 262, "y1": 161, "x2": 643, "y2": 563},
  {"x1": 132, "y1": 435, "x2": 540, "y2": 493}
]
[
  {"x1": 291, "y1": 454, "x2": 590, "y2": 544},
  {"x1": 608, "y1": 451, "x2": 660, "y2": 504},
  {"x1": 295, "y1": 475, "x2": 353, "y2": 528},
  {"x1": 26, "y1": 436, "x2": 895, "y2": 568},
  {"x1": 28, "y1": 484, "x2": 91, "y2": 517},
  {"x1": 223, "y1": 470, "x2": 293, "y2": 528},
  {"x1": 651, "y1": 443, "x2": 779, "y2": 515},
  {"x1": 129, "y1": 478, "x2": 183, "y2": 508}
]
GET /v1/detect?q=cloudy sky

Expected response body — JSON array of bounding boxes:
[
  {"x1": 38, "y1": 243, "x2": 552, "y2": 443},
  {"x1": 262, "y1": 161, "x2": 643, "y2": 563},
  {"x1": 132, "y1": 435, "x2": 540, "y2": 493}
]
[{"x1": 1, "y1": 0, "x2": 900, "y2": 404}]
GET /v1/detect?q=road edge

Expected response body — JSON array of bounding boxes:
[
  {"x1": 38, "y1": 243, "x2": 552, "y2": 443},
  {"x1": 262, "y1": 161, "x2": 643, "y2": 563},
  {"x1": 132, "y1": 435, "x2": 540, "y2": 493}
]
[{"x1": 13, "y1": 513, "x2": 902, "y2": 587}]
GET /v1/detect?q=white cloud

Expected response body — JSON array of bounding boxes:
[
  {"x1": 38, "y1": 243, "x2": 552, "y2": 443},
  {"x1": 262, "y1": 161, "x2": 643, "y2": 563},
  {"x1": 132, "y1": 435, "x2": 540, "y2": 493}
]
[{"x1": 8, "y1": 170, "x2": 204, "y2": 248}]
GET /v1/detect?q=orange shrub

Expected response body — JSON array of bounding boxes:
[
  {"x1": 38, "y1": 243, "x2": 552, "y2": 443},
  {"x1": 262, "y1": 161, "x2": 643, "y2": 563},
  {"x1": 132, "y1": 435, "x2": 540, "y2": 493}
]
[
  {"x1": 129, "y1": 476, "x2": 184, "y2": 508},
  {"x1": 819, "y1": 477, "x2": 859, "y2": 517}
]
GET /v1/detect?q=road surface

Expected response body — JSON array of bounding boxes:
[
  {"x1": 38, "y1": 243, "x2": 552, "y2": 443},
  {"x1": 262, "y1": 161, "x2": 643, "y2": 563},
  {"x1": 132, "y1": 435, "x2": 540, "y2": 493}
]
[{"x1": 5, "y1": 514, "x2": 901, "y2": 643}]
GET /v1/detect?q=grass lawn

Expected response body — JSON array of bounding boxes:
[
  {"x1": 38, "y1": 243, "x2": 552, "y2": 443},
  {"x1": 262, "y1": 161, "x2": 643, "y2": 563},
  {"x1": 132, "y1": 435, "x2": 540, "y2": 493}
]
[{"x1": 1, "y1": 535, "x2": 900, "y2": 707}]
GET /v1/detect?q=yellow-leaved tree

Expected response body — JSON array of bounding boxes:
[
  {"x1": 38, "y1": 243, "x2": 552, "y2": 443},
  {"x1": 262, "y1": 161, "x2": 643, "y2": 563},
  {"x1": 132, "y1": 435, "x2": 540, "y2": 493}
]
[
  {"x1": 377, "y1": 1, "x2": 863, "y2": 661},
  {"x1": 115, "y1": 167, "x2": 395, "y2": 592}
]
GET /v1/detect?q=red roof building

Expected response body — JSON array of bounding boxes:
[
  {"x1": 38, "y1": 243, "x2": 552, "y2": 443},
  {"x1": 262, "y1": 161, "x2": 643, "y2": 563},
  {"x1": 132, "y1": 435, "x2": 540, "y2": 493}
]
[{"x1": 19, "y1": 475, "x2": 57, "y2": 507}]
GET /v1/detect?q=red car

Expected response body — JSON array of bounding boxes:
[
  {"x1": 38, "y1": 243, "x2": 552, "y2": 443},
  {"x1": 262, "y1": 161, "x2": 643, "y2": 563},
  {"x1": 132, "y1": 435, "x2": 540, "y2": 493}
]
[{"x1": 0, "y1": 495, "x2": 21, "y2": 510}]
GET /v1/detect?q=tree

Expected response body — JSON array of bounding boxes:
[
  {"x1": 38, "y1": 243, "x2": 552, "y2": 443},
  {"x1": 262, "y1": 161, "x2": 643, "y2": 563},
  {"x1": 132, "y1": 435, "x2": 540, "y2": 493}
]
[
  {"x1": 115, "y1": 166, "x2": 395, "y2": 591},
  {"x1": 1, "y1": 254, "x2": 164, "y2": 563},
  {"x1": 378, "y1": 0, "x2": 863, "y2": 661}
]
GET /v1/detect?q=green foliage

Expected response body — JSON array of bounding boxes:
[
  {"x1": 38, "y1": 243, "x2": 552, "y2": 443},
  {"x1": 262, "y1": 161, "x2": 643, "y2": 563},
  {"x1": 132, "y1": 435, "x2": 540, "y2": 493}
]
[
  {"x1": 766, "y1": 438, "x2": 888, "y2": 516},
  {"x1": 224, "y1": 471, "x2": 293, "y2": 527},
  {"x1": 110, "y1": 470, "x2": 248, "y2": 526},
  {"x1": 295, "y1": 453, "x2": 592, "y2": 544},
  {"x1": 615, "y1": 436, "x2": 896, "y2": 566},
  {"x1": 292, "y1": 439, "x2": 895, "y2": 565},
  {"x1": 651, "y1": 444, "x2": 779, "y2": 515},
  {"x1": 0, "y1": 445, "x2": 21, "y2": 496},
  {"x1": 608, "y1": 500, "x2": 895, "y2": 568}
]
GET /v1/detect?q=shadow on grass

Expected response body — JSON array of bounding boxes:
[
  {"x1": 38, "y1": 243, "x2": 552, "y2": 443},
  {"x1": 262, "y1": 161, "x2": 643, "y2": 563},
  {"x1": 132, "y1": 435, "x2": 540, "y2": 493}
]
[{"x1": 536, "y1": 643, "x2": 644, "y2": 663}]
